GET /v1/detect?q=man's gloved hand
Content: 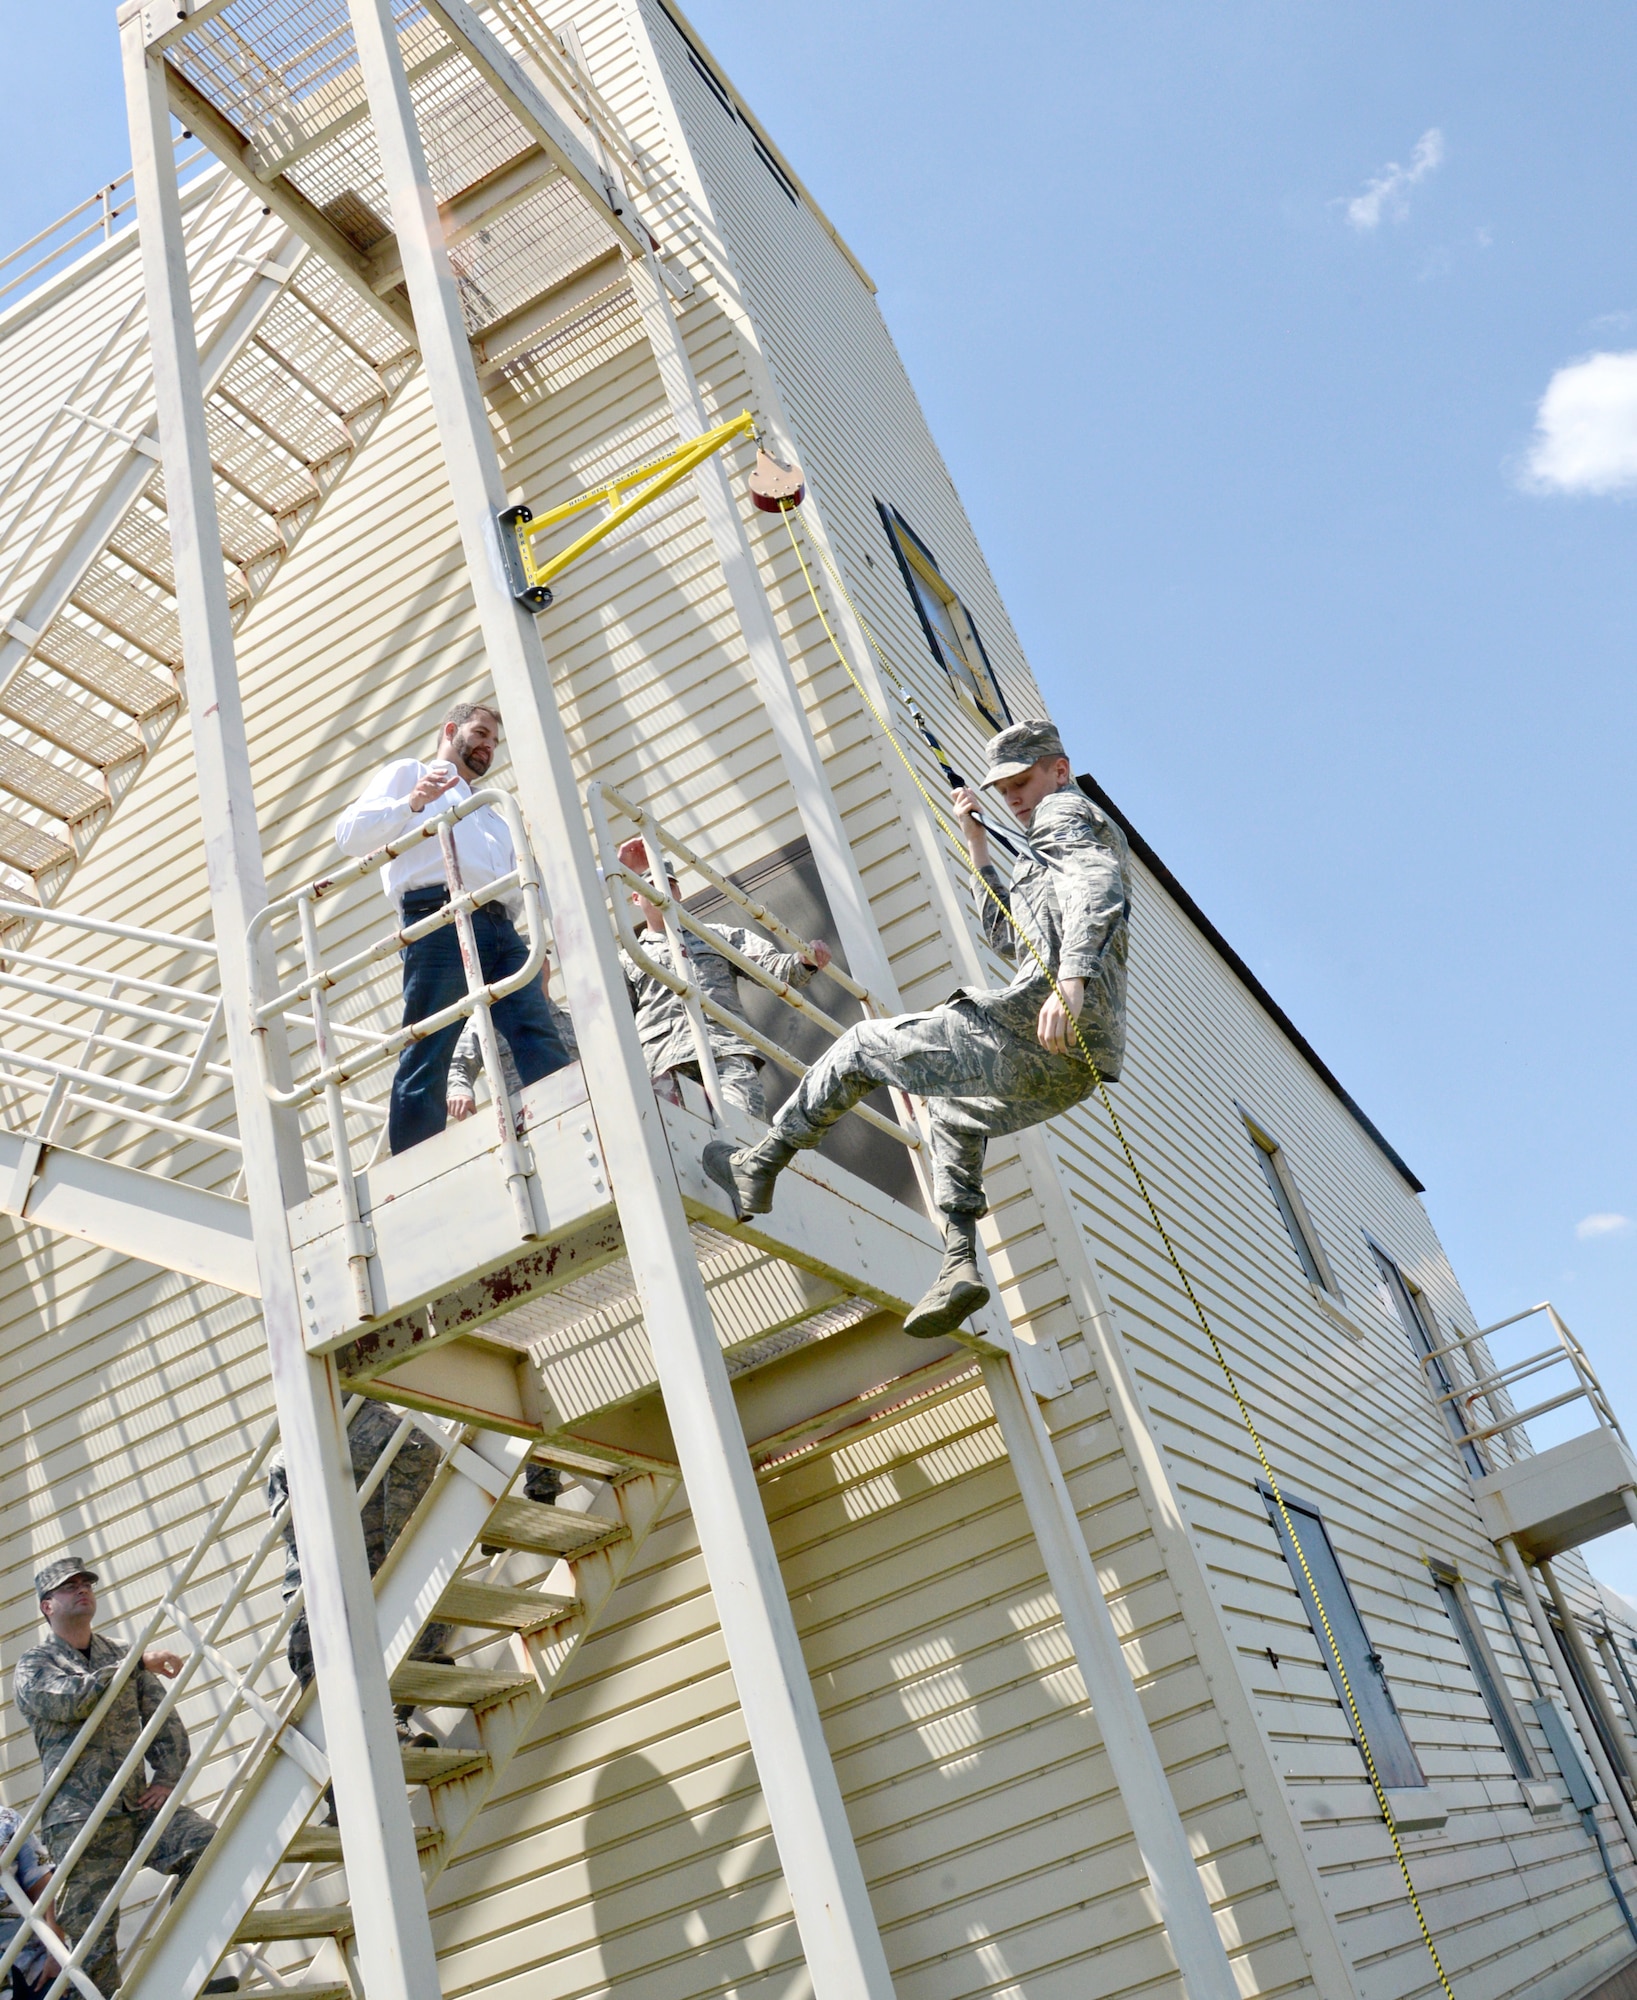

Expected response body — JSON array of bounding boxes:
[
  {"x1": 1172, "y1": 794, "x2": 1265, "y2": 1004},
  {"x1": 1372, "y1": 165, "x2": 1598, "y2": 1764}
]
[{"x1": 1037, "y1": 977, "x2": 1084, "y2": 1055}]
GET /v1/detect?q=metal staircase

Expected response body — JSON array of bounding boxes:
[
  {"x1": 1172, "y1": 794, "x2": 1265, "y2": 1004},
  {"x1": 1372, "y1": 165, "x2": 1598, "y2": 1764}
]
[
  {"x1": 124, "y1": 1423, "x2": 677, "y2": 1998},
  {"x1": 0, "y1": 157, "x2": 416, "y2": 918}
]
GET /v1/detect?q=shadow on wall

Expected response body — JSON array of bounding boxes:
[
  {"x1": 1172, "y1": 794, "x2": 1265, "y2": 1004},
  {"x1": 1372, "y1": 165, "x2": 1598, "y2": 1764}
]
[{"x1": 585, "y1": 1750, "x2": 805, "y2": 1997}]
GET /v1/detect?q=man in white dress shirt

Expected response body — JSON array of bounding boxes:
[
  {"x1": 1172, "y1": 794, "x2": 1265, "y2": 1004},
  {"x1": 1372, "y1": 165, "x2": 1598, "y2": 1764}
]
[{"x1": 335, "y1": 700, "x2": 572, "y2": 1153}]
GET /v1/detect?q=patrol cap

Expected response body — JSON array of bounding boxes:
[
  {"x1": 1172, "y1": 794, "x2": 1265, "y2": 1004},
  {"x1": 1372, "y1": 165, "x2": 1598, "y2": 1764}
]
[
  {"x1": 35, "y1": 1556, "x2": 98, "y2": 1601},
  {"x1": 983, "y1": 719, "x2": 1067, "y2": 785}
]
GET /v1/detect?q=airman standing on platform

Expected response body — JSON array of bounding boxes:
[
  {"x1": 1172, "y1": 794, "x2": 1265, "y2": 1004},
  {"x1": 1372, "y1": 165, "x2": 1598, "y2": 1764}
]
[
  {"x1": 617, "y1": 835, "x2": 832, "y2": 1121},
  {"x1": 706, "y1": 720, "x2": 1130, "y2": 1340},
  {"x1": 12, "y1": 1559, "x2": 234, "y2": 1995}
]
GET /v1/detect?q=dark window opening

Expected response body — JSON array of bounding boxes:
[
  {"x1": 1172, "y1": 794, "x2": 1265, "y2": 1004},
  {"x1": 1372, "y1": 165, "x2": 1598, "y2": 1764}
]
[
  {"x1": 1368, "y1": 1238, "x2": 1486, "y2": 1477},
  {"x1": 653, "y1": 0, "x2": 736, "y2": 116},
  {"x1": 751, "y1": 133, "x2": 799, "y2": 204},
  {"x1": 1260, "y1": 1484, "x2": 1427, "y2": 1791},
  {"x1": 1548, "y1": 1609, "x2": 1633, "y2": 1782},
  {"x1": 1238, "y1": 1107, "x2": 1337, "y2": 1296}
]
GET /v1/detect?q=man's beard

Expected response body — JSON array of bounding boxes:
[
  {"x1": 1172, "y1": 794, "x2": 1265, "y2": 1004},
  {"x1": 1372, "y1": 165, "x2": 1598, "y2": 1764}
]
[{"x1": 457, "y1": 735, "x2": 493, "y2": 775}]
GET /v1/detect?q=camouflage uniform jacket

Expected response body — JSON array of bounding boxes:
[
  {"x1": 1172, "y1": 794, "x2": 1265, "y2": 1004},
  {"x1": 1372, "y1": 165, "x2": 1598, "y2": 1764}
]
[
  {"x1": 971, "y1": 787, "x2": 1131, "y2": 1081},
  {"x1": 13, "y1": 1632, "x2": 189, "y2": 1831},
  {"x1": 622, "y1": 925, "x2": 817, "y2": 1075}
]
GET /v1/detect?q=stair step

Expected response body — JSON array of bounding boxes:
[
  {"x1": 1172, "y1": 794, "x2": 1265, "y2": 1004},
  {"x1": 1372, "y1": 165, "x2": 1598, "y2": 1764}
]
[
  {"x1": 0, "y1": 808, "x2": 71, "y2": 876},
  {"x1": 30, "y1": 627, "x2": 177, "y2": 724},
  {"x1": 234, "y1": 1904, "x2": 353, "y2": 1943},
  {"x1": 0, "y1": 737, "x2": 104, "y2": 819},
  {"x1": 2, "y1": 660, "x2": 149, "y2": 762},
  {"x1": 400, "y1": 1743, "x2": 488, "y2": 1786},
  {"x1": 482, "y1": 1495, "x2": 625, "y2": 1558},
  {"x1": 434, "y1": 1578, "x2": 579, "y2": 1632},
  {"x1": 285, "y1": 1823, "x2": 442, "y2": 1864},
  {"x1": 389, "y1": 1661, "x2": 534, "y2": 1709}
]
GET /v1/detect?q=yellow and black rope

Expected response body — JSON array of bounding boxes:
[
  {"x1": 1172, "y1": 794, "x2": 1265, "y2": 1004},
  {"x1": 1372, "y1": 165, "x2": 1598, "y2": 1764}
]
[{"x1": 777, "y1": 504, "x2": 1457, "y2": 2000}]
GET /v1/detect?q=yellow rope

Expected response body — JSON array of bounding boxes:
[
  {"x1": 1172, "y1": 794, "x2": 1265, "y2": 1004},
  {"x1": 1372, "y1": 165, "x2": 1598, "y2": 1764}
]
[{"x1": 778, "y1": 505, "x2": 1458, "y2": 2000}]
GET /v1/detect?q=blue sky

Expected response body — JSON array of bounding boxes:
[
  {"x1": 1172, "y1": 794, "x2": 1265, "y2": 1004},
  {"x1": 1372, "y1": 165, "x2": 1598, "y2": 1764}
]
[{"x1": 4, "y1": 5, "x2": 1635, "y2": 1586}]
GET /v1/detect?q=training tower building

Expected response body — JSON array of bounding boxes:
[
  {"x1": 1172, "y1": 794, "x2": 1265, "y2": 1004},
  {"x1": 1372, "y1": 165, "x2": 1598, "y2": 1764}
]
[{"x1": 3, "y1": 4, "x2": 1637, "y2": 1997}]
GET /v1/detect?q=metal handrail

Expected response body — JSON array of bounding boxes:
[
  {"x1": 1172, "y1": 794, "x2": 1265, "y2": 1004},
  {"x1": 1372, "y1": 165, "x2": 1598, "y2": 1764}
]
[
  {"x1": 0, "y1": 1399, "x2": 458, "y2": 2000},
  {"x1": 1419, "y1": 1301, "x2": 1626, "y2": 1456},
  {"x1": 588, "y1": 779, "x2": 921, "y2": 1151},
  {"x1": 0, "y1": 904, "x2": 229, "y2": 1178},
  {"x1": 247, "y1": 786, "x2": 548, "y2": 1316},
  {"x1": 0, "y1": 139, "x2": 206, "y2": 308}
]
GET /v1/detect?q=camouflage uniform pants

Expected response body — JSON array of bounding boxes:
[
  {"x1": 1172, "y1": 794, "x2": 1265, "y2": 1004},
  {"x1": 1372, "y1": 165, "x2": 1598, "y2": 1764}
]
[
  {"x1": 268, "y1": 1403, "x2": 451, "y2": 1699},
  {"x1": 49, "y1": 1804, "x2": 214, "y2": 1995},
  {"x1": 655, "y1": 1055, "x2": 765, "y2": 1121},
  {"x1": 770, "y1": 999, "x2": 1098, "y2": 1220}
]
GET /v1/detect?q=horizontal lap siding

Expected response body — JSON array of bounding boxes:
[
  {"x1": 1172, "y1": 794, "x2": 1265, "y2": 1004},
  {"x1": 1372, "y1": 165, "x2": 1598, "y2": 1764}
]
[
  {"x1": 430, "y1": 1384, "x2": 1306, "y2": 2000},
  {"x1": 1053, "y1": 857, "x2": 1634, "y2": 1995}
]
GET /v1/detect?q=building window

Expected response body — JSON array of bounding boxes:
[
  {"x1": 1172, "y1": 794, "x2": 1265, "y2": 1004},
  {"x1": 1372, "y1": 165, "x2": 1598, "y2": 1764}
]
[
  {"x1": 1239, "y1": 1109, "x2": 1338, "y2": 1296},
  {"x1": 1260, "y1": 1485, "x2": 1428, "y2": 1792},
  {"x1": 877, "y1": 504, "x2": 1011, "y2": 732},
  {"x1": 751, "y1": 132, "x2": 799, "y2": 203},
  {"x1": 1367, "y1": 1238, "x2": 1486, "y2": 1478},
  {"x1": 1428, "y1": 1561, "x2": 1537, "y2": 1781}
]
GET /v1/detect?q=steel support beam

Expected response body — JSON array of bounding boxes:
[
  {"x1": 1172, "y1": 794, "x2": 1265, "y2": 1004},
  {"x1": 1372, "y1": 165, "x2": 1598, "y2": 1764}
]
[
  {"x1": 341, "y1": 3, "x2": 895, "y2": 1992},
  {"x1": 120, "y1": 22, "x2": 443, "y2": 2000},
  {"x1": 1502, "y1": 1537, "x2": 1637, "y2": 1866}
]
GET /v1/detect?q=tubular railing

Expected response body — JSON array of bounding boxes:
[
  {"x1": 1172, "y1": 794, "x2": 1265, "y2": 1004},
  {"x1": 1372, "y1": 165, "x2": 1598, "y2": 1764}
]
[
  {"x1": 247, "y1": 788, "x2": 548, "y2": 1313},
  {"x1": 0, "y1": 1397, "x2": 463, "y2": 2000},
  {"x1": 0, "y1": 138, "x2": 206, "y2": 311},
  {"x1": 0, "y1": 165, "x2": 265, "y2": 621},
  {"x1": 1420, "y1": 1301, "x2": 1625, "y2": 1460},
  {"x1": 0, "y1": 901, "x2": 234, "y2": 1180},
  {"x1": 588, "y1": 779, "x2": 921, "y2": 1153}
]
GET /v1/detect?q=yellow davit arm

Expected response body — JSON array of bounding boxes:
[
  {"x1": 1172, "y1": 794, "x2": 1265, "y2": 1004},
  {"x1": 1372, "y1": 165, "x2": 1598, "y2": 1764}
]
[{"x1": 498, "y1": 411, "x2": 763, "y2": 609}]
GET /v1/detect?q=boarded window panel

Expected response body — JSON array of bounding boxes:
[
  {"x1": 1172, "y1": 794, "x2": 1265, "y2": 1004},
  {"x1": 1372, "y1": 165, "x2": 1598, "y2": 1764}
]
[
  {"x1": 1260, "y1": 1485, "x2": 1427, "y2": 1791},
  {"x1": 685, "y1": 837, "x2": 923, "y2": 1212},
  {"x1": 1429, "y1": 1562, "x2": 1537, "y2": 1781}
]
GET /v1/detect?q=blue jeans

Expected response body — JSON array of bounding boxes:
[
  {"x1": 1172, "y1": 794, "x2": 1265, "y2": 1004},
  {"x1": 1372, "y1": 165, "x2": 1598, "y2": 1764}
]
[{"x1": 389, "y1": 888, "x2": 571, "y2": 1154}]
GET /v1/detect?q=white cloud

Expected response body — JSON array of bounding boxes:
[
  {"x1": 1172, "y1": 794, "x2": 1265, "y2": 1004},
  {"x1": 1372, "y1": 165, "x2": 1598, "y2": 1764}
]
[
  {"x1": 1576, "y1": 1212, "x2": 1632, "y2": 1241},
  {"x1": 1525, "y1": 352, "x2": 1637, "y2": 494},
  {"x1": 1346, "y1": 128, "x2": 1445, "y2": 231}
]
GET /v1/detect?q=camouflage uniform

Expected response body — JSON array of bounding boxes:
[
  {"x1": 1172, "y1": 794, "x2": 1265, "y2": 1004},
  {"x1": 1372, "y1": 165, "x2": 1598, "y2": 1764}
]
[
  {"x1": 624, "y1": 925, "x2": 819, "y2": 1120},
  {"x1": 12, "y1": 1633, "x2": 215, "y2": 1995},
  {"x1": 768, "y1": 787, "x2": 1130, "y2": 1219},
  {"x1": 267, "y1": 1401, "x2": 451, "y2": 1697},
  {"x1": 446, "y1": 993, "x2": 578, "y2": 1107},
  {"x1": 0, "y1": 1802, "x2": 56, "y2": 1992}
]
